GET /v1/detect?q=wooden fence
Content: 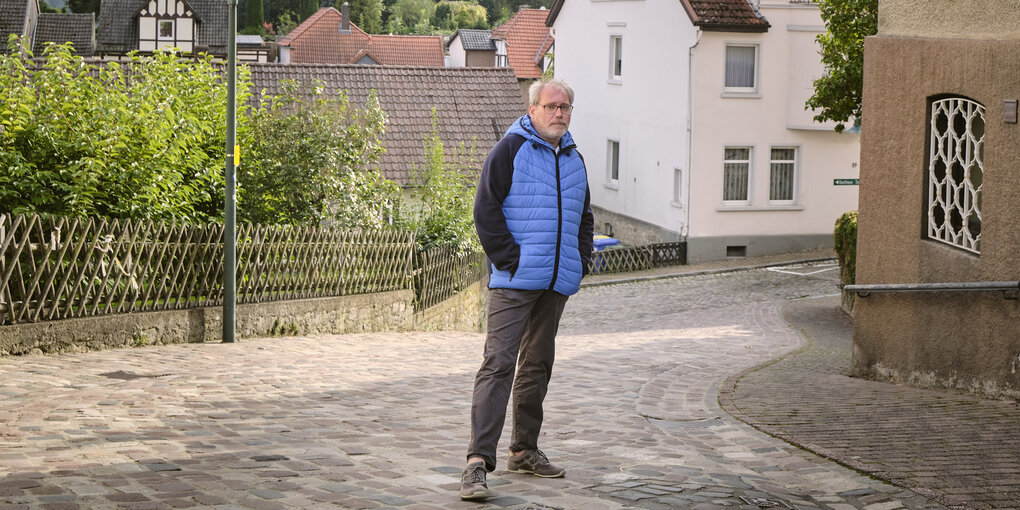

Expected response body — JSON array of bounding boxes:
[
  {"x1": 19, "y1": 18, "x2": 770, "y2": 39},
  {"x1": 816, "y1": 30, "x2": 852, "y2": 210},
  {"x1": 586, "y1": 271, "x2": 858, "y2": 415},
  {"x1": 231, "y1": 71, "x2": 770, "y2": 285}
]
[
  {"x1": 589, "y1": 242, "x2": 687, "y2": 275},
  {"x1": 1, "y1": 213, "x2": 687, "y2": 327}
]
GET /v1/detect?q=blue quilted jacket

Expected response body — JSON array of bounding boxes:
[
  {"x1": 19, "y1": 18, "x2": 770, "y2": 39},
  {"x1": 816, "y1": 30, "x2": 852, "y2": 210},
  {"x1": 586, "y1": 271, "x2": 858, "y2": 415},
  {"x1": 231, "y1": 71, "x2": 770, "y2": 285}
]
[{"x1": 474, "y1": 115, "x2": 594, "y2": 295}]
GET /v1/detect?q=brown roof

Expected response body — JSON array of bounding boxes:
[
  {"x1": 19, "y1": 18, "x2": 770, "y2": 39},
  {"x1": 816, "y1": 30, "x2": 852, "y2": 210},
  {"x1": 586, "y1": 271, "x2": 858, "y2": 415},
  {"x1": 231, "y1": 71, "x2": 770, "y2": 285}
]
[
  {"x1": 491, "y1": 8, "x2": 553, "y2": 79},
  {"x1": 679, "y1": 0, "x2": 770, "y2": 32},
  {"x1": 278, "y1": 8, "x2": 443, "y2": 66},
  {"x1": 247, "y1": 64, "x2": 524, "y2": 185},
  {"x1": 547, "y1": 0, "x2": 770, "y2": 32}
]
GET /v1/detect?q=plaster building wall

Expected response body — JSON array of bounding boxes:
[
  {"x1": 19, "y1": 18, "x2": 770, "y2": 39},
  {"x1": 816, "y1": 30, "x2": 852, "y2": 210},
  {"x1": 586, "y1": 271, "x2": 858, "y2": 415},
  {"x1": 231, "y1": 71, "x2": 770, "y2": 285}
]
[
  {"x1": 549, "y1": 0, "x2": 698, "y2": 241},
  {"x1": 686, "y1": 2, "x2": 859, "y2": 262},
  {"x1": 854, "y1": 31, "x2": 1020, "y2": 399}
]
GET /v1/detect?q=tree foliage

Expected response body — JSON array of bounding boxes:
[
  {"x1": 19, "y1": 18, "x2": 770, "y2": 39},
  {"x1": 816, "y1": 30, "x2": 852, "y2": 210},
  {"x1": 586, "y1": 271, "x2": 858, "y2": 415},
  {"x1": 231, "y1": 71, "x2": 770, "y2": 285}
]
[
  {"x1": 806, "y1": 0, "x2": 878, "y2": 133},
  {"x1": 349, "y1": 0, "x2": 384, "y2": 33},
  {"x1": 0, "y1": 38, "x2": 249, "y2": 222},
  {"x1": 238, "y1": 82, "x2": 400, "y2": 228},
  {"x1": 399, "y1": 109, "x2": 479, "y2": 253},
  {"x1": 244, "y1": 0, "x2": 266, "y2": 32}
]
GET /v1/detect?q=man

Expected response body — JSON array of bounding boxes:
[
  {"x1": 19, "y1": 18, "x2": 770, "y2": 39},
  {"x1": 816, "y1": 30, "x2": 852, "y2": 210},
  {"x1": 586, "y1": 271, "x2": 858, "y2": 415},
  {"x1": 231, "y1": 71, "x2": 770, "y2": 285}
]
[{"x1": 460, "y1": 78, "x2": 594, "y2": 500}]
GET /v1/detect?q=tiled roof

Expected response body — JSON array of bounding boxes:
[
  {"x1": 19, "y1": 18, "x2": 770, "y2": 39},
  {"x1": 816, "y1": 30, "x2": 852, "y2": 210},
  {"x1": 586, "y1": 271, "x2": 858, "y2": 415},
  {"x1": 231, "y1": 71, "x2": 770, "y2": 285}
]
[
  {"x1": 279, "y1": 8, "x2": 443, "y2": 66},
  {"x1": 97, "y1": 0, "x2": 228, "y2": 55},
  {"x1": 0, "y1": 0, "x2": 30, "y2": 53},
  {"x1": 491, "y1": 8, "x2": 553, "y2": 79},
  {"x1": 449, "y1": 29, "x2": 494, "y2": 51},
  {"x1": 679, "y1": 0, "x2": 770, "y2": 32},
  {"x1": 33, "y1": 13, "x2": 95, "y2": 56},
  {"x1": 247, "y1": 64, "x2": 524, "y2": 185}
]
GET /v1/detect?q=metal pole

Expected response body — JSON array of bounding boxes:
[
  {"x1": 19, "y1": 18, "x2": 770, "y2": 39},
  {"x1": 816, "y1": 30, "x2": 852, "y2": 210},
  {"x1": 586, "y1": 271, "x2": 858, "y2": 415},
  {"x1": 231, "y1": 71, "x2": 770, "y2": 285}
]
[{"x1": 223, "y1": 0, "x2": 237, "y2": 343}]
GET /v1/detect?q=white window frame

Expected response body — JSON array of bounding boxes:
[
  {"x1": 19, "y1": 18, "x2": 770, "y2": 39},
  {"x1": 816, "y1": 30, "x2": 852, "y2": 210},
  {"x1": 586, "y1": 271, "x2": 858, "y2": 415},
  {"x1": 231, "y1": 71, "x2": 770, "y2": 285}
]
[
  {"x1": 671, "y1": 167, "x2": 683, "y2": 208},
  {"x1": 157, "y1": 19, "x2": 175, "y2": 41},
  {"x1": 608, "y1": 35, "x2": 623, "y2": 83},
  {"x1": 768, "y1": 146, "x2": 798, "y2": 205},
  {"x1": 722, "y1": 146, "x2": 752, "y2": 205},
  {"x1": 494, "y1": 39, "x2": 508, "y2": 67},
  {"x1": 606, "y1": 139, "x2": 621, "y2": 188},
  {"x1": 723, "y1": 43, "x2": 760, "y2": 96}
]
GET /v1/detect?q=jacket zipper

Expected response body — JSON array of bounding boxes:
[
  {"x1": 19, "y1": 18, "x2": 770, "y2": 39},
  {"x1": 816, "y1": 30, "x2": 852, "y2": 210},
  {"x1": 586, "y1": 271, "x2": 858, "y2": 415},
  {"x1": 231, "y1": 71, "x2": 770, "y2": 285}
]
[{"x1": 547, "y1": 145, "x2": 573, "y2": 291}]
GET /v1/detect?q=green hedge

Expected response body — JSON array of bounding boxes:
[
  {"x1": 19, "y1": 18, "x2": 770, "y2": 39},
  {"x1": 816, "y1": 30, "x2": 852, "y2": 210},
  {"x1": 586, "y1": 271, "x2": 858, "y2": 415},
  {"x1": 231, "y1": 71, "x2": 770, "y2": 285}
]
[{"x1": 833, "y1": 210, "x2": 857, "y2": 286}]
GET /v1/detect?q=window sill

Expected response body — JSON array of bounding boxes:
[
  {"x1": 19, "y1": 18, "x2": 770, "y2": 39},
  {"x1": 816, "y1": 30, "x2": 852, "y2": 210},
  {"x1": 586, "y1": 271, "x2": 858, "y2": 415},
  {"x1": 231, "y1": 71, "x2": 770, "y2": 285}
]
[
  {"x1": 604, "y1": 181, "x2": 620, "y2": 190},
  {"x1": 670, "y1": 201, "x2": 683, "y2": 209},
  {"x1": 607, "y1": 78, "x2": 622, "y2": 86},
  {"x1": 716, "y1": 205, "x2": 804, "y2": 212},
  {"x1": 721, "y1": 91, "x2": 762, "y2": 99}
]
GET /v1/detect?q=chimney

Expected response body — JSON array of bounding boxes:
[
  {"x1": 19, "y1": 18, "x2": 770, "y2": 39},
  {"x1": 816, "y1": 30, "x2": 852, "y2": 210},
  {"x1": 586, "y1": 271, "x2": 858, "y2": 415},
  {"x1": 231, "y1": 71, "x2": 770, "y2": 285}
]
[{"x1": 341, "y1": 2, "x2": 351, "y2": 33}]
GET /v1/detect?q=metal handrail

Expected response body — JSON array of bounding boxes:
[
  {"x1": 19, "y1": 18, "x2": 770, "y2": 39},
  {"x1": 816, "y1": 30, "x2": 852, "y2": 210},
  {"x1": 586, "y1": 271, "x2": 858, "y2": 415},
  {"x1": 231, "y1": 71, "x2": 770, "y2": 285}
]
[{"x1": 843, "y1": 281, "x2": 1020, "y2": 298}]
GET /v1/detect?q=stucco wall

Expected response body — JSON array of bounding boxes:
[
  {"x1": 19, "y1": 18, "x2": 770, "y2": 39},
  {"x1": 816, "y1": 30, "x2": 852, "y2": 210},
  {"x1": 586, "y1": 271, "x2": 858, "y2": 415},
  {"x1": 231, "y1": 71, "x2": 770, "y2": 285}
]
[
  {"x1": 878, "y1": 0, "x2": 1020, "y2": 40},
  {"x1": 854, "y1": 36, "x2": 1020, "y2": 399},
  {"x1": 0, "y1": 287, "x2": 487, "y2": 357}
]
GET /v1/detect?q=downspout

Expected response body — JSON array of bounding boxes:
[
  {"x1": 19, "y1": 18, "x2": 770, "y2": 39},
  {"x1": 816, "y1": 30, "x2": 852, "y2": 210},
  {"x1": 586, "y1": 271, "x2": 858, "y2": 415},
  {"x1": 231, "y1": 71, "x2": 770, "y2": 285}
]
[{"x1": 684, "y1": 27, "x2": 701, "y2": 242}]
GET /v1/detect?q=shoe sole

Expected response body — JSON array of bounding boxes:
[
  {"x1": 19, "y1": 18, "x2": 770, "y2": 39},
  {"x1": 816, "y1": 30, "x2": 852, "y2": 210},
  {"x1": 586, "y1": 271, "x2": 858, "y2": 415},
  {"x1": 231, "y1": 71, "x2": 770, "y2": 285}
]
[
  {"x1": 459, "y1": 489, "x2": 490, "y2": 500},
  {"x1": 507, "y1": 468, "x2": 565, "y2": 478}
]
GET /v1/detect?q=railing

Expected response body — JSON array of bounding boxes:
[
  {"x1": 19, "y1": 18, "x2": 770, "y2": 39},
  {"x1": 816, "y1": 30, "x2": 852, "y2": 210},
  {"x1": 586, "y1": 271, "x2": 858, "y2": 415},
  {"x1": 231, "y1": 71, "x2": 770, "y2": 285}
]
[
  {"x1": 0, "y1": 213, "x2": 417, "y2": 326},
  {"x1": 843, "y1": 281, "x2": 1019, "y2": 299},
  {"x1": 589, "y1": 241, "x2": 687, "y2": 275}
]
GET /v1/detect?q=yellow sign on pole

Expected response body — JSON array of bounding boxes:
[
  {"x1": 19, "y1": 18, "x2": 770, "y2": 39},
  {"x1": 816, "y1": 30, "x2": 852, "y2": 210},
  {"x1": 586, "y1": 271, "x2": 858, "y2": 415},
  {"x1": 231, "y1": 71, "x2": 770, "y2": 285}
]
[{"x1": 234, "y1": 145, "x2": 240, "y2": 166}]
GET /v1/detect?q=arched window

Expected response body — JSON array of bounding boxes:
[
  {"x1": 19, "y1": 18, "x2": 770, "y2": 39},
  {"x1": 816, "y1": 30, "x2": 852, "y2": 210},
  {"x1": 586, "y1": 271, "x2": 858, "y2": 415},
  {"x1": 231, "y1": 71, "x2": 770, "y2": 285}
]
[{"x1": 926, "y1": 96, "x2": 984, "y2": 253}]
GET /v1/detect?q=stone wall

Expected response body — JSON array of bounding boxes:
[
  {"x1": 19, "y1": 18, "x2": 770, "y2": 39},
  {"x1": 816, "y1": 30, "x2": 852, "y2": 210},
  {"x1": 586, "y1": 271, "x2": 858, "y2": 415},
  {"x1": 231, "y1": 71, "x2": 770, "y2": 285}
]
[{"x1": 0, "y1": 286, "x2": 488, "y2": 356}]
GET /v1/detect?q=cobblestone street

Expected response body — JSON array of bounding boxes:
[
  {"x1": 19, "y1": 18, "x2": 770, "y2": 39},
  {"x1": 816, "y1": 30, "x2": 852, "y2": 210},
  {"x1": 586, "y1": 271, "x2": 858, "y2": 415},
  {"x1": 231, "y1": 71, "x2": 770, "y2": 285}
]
[{"x1": 0, "y1": 255, "x2": 1010, "y2": 509}]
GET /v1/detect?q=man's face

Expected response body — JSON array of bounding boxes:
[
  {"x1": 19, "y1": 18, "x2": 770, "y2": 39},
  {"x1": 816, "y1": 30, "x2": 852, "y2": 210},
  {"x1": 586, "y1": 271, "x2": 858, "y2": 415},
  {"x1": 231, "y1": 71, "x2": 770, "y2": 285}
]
[{"x1": 528, "y1": 86, "x2": 572, "y2": 147}]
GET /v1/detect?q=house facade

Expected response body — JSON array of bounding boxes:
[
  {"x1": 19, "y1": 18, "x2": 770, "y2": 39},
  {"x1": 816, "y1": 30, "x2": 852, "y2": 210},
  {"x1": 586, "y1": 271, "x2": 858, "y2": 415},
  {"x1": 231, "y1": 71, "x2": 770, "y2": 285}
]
[
  {"x1": 446, "y1": 28, "x2": 495, "y2": 68},
  {"x1": 852, "y1": 0, "x2": 1020, "y2": 399},
  {"x1": 97, "y1": 0, "x2": 228, "y2": 57},
  {"x1": 277, "y1": 5, "x2": 443, "y2": 66},
  {"x1": 547, "y1": 0, "x2": 860, "y2": 262}
]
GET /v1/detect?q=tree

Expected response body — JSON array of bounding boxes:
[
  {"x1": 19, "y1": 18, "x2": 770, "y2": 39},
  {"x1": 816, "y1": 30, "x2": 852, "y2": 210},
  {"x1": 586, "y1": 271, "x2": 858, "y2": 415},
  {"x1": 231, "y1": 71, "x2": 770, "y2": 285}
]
[
  {"x1": 349, "y1": 0, "x2": 384, "y2": 33},
  {"x1": 805, "y1": 0, "x2": 878, "y2": 133},
  {"x1": 298, "y1": 0, "x2": 319, "y2": 23},
  {"x1": 245, "y1": 0, "x2": 266, "y2": 33},
  {"x1": 0, "y1": 40, "x2": 249, "y2": 222},
  {"x1": 387, "y1": 0, "x2": 432, "y2": 32},
  {"x1": 399, "y1": 109, "x2": 479, "y2": 253},
  {"x1": 65, "y1": 0, "x2": 100, "y2": 15},
  {"x1": 238, "y1": 82, "x2": 400, "y2": 227}
]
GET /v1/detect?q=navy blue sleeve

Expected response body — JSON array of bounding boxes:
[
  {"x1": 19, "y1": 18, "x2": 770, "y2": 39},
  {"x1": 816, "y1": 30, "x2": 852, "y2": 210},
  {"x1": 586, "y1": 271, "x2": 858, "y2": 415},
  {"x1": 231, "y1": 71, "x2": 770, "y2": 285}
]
[
  {"x1": 474, "y1": 134, "x2": 525, "y2": 274},
  {"x1": 578, "y1": 184, "x2": 594, "y2": 273}
]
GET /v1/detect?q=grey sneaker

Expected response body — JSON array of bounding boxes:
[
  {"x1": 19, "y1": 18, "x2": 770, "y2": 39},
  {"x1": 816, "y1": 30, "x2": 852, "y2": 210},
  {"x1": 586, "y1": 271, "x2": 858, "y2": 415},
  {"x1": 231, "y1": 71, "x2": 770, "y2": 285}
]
[
  {"x1": 459, "y1": 461, "x2": 490, "y2": 500},
  {"x1": 507, "y1": 449, "x2": 565, "y2": 478}
]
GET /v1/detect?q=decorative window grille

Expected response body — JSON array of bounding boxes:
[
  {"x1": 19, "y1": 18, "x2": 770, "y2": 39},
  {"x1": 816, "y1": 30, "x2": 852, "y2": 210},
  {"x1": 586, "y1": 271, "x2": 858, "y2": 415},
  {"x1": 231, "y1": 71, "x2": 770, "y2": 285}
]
[
  {"x1": 724, "y1": 45, "x2": 757, "y2": 91},
  {"x1": 769, "y1": 147, "x2": 796, "y2": 202},
  {"x1": 723, "y1": 147, "x2": 750, "y2": 203},
  {"x1": 927, "y1": 97, "x2": 984, "y2": 253}
]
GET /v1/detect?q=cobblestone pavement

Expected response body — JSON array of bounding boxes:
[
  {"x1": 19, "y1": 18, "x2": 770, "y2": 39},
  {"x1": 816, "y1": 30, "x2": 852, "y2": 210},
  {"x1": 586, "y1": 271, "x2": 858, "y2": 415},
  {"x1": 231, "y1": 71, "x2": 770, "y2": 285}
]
[
  {"x1": 0, "y1": 255, "x2": 951, "y2": 510},
  {"x1": 719, "y1": 294, "x2": 1020, "y2": 510}
]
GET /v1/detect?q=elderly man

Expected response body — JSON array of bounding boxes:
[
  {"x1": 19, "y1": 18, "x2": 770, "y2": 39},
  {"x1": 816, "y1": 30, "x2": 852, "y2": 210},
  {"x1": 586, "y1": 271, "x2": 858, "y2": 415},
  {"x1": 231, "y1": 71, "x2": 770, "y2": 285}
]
[{"x1": 460, "y1": 78, "x2": 594, "y2": 500}]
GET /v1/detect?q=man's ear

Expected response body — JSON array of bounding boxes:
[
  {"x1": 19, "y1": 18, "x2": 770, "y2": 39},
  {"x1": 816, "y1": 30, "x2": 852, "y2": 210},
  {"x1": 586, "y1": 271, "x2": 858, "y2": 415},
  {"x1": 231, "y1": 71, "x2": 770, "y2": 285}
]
[{"x1": 527, "y1": 104, "x2": 537, "y2": 117}]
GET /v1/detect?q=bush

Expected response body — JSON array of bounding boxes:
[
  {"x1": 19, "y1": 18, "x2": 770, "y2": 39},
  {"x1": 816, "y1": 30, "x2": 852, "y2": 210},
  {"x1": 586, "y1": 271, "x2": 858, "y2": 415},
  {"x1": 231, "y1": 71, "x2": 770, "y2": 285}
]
[{"x1": 834, "y1": 210, "x2": 857, "y2": 286}]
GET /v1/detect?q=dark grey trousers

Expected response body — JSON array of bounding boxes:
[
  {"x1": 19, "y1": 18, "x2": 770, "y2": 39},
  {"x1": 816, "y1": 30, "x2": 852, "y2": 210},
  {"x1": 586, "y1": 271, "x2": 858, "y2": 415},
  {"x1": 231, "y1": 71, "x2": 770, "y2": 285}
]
[{"x1": 466, "y1": 288, "x2": 569, "y2": 472}]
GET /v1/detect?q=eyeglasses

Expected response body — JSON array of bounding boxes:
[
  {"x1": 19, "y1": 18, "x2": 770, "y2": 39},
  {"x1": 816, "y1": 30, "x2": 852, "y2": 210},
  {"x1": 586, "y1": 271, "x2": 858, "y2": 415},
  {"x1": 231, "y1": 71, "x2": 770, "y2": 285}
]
[{"x1": 540, "y1": 103, "x2": 574, "y2": 114}]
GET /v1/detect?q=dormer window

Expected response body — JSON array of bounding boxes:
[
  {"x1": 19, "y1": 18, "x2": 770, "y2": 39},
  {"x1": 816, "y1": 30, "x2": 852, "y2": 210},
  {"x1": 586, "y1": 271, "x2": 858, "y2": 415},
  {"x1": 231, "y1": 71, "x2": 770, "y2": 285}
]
[{"x1": 495, "y1": 40, "x2": 508, "y2": 67}]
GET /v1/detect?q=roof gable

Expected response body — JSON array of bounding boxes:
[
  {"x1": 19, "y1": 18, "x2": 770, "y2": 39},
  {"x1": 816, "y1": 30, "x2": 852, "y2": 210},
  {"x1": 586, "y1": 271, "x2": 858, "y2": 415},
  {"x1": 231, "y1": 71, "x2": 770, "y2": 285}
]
[
  {"x1": 97, "y1": 0, "x2": 228, "y2": 54},
  {"x1": 491, "y1": 8, "x2": 553, "y2": 79},
  {"x1": 279, "y1": 7, "x2": 443, "y2": 66},
  {"x1": 247, "y1": 64, "x2": 524, "y2": 185},
  {"x1": 450, "y1": 28, "x2": 495, "y2": 51}
]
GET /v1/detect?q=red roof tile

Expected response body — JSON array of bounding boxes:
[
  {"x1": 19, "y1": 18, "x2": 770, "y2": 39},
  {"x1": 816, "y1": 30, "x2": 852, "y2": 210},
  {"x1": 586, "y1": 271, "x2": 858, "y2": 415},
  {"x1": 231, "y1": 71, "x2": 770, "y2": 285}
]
[
  {"x1": 679, "y1": 0, "x2": 770, "y2": 32},
  {"x1": 278, "y1": 8, "x2": 444, "y2": 66},
  {"x1": 491, "y1": 8, "x2": 553, "y2": 79}
]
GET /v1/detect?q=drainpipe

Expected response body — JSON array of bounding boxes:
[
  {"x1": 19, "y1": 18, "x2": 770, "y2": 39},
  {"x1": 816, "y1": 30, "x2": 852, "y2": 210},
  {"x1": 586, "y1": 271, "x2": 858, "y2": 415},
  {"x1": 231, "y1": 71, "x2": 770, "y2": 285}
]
[{"x1": 684, "y1": 27, "x2": 701, "y2": 243}]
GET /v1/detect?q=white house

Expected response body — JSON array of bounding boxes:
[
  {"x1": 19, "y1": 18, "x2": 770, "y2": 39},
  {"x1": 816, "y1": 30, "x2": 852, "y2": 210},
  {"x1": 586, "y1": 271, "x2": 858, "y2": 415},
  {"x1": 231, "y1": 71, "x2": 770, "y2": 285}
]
[{"x1": 547, "y1": 0, "x2": 860, "y2": 262}]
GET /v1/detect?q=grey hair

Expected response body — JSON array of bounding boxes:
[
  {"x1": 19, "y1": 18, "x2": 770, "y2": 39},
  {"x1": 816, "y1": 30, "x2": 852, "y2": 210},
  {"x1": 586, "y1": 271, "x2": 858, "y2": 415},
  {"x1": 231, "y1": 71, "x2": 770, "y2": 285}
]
[{"x1": 528, "y1": 78, "x2": 574, "y2": 106}]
